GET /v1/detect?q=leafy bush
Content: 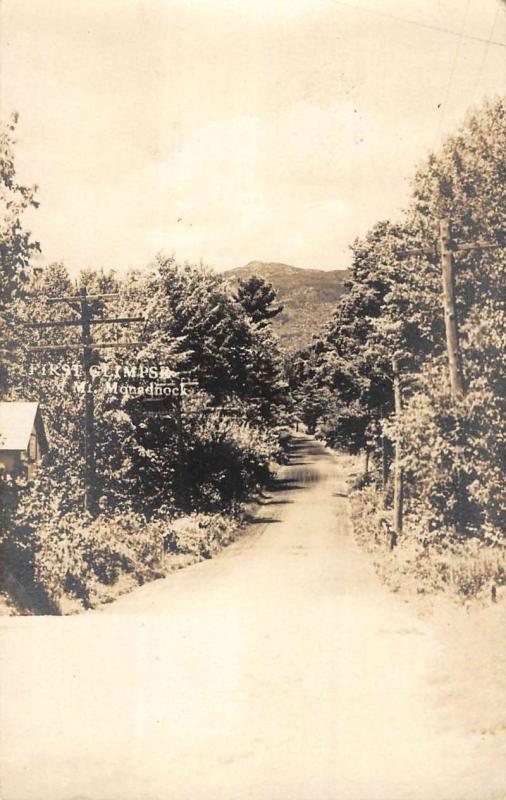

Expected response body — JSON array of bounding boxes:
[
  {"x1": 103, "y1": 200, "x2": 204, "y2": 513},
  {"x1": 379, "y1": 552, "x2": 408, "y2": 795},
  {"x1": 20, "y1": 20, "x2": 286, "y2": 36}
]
[
  {"x1": 183, "y1": 413, "x2": 275, "y2": 510},
  {"x1": 4, "y1": 500, "x2": 166, "y2": 610},
  {"x1": 1, "y1": 469, "x2": 245, "y2": 613},
  {"x1": 351, "y1": 484, "x2": 506, "y2": 602},
  {"x1": 164, "y1": 513, "x2": 238, "y2": 559},
  {"x1": 393, "y1": 358, "x2": 505, "y2": 543}
]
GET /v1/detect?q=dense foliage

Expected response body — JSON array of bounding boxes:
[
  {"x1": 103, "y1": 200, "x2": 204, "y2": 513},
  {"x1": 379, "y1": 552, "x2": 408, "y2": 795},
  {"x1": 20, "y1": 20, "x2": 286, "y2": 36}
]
[
  {"x1": 296, "y1": 99, "x2": 506, "y2": 546},
  {"x1": 0, "y1": 117, "x2": 291, "y2": 611},
  {"x1": 234, "y1": 274, "x2": 283, "y2": 326},
  {"x1": 0, "y1": 114, "x2": 40, "y2": 393},
  {"x1": 2, "y1": 99, "x2": 505, "y2": 610}
]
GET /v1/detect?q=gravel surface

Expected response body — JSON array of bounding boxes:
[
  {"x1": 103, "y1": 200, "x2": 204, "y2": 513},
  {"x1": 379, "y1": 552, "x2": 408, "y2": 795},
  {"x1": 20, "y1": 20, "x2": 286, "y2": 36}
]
[{"x1": 0, "y1": 435, "x2": 504, "y2": 800}]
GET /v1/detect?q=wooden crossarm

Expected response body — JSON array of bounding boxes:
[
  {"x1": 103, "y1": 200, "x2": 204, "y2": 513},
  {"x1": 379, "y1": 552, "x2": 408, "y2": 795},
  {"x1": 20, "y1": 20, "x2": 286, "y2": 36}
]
[{"x1": 27, "y1": 341, "x2": 146, "y2": 352}]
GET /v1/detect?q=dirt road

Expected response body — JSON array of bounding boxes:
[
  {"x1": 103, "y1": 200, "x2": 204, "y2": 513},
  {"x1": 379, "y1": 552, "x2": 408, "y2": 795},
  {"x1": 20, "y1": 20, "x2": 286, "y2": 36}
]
[{"x1": 0, "y1": 436, "x2": 504, "y2": 800}]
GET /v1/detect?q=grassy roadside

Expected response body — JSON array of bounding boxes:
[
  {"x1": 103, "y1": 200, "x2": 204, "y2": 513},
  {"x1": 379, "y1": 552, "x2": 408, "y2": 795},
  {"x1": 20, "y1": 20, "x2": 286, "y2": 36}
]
[
  {"x1": 0, "y1": 466, "x2": 285, "y2": 617},
  {"x1": 0, "y1": 509, "x2": 243, "y2": 615},
  {"x1": 1, "y1": 430, "x2": 298, "y2": 617},
  {"x1": 349, "y1": 480, "x2": 506, "y2": 607}
]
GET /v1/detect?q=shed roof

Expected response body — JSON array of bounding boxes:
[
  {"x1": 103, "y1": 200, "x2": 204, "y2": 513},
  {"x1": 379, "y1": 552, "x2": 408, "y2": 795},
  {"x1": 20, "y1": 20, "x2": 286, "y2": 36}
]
[{"x1": 0, "y1": 402, "x2": 43, "y2": 451}]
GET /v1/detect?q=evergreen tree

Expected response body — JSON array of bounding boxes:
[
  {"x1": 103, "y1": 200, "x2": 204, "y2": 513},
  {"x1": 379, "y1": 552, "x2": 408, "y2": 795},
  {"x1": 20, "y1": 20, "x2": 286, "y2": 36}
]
[{"x1": 234, "y1": 274, "x2": 283, "y2": 326}]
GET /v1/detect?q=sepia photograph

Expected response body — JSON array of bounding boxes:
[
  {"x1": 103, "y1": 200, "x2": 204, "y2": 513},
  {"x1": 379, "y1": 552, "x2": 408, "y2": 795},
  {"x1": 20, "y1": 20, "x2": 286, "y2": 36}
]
[{"x1": 0, "y1": 1, "x2": 505, "y2": 798}]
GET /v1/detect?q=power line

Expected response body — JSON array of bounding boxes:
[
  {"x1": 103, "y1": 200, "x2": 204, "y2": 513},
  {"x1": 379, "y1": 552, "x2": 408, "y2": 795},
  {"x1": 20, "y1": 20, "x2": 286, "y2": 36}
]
[
  {"x1": 433, "y1": 0, "x2": 471, "y2": 150},
  {"x1": 410, "y1": 0, "x2": 471, "y2": 202},
  {"x1": 334, "y1": 0, "x2": 506, "y2": 48},
  {"x1": 25, "y1": 289, "x2": 146, "y2": 515},
  {"x1": 470, "y1": 4, "x2": 502, "y2": 102}
]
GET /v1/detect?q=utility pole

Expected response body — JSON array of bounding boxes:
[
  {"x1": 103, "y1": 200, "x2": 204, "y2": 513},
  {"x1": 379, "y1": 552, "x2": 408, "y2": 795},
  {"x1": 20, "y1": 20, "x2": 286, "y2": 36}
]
[
  {"x1": 439, "y1": 219, "x2": 465, "y2": 401},
  {"x1": 142, "y1": 378, "x2": 201, "y2": 513},
  {"x1": 392, "y1": 220, "x2": 504, "y2": 537},
  {"x1": 143, "y1": 382, "x2": 240, "y2": 514},
  {"x1": 174, "y1": 380, "x2": 187, "y2": 512},
  {"x1": 381, "y1": 405, "x2": 389, "y2": 492},
  {"x1": 25, "y1": 291, "x2": 144, "y2": 515},
  {"x1": 80, "y1": 289, "x2": 96, "y2": 514},
  {"x1": 391, "y1": 354, "x2": 403, "y2": 549},
  {"x1": 398, "y1": 219, "x2": 504, "y2": 403}
]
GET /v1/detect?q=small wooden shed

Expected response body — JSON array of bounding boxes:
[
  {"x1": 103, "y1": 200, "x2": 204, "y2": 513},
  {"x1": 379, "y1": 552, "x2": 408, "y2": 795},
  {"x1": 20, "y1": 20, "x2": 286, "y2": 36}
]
[{"x1": 0, "y1": 402, "x2": 48, "y2": 478}]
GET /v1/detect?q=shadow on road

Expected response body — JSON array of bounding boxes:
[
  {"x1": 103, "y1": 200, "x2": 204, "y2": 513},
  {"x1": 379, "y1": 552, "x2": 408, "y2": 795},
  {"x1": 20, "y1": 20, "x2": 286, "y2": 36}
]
[
  {"x1": 269, "y1": 481, "x2": 305, "y2": 492},
  {"x1": 244, "y1": 516, "x2": 281, "y2": 526}
]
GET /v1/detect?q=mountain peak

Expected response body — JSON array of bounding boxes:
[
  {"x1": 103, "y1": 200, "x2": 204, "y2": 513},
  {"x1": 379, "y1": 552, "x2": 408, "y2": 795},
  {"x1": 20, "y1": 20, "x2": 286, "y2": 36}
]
[
  {"x1": 241, "y1": 261, "x2": 301, "y2": 273},
  {"x1": 225, "y1": 261, "x2": 349, "y2": 351}
]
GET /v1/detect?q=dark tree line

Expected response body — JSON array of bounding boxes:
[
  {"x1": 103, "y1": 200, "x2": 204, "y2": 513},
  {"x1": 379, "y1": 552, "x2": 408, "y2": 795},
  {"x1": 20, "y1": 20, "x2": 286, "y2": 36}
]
[{"x1": 294, "y1": 99, "x2": 506, "y2": 544}]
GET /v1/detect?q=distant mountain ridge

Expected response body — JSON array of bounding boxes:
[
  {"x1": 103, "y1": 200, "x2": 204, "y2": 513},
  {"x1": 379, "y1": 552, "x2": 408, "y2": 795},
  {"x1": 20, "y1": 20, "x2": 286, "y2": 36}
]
[{"x1": 224, "y1": 261, "x2": 349, "y2": 351}]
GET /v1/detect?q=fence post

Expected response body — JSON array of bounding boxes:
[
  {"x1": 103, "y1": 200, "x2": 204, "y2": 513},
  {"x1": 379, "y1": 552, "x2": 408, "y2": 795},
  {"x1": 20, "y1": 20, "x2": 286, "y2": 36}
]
[{"x1": 364, "y1": 448, "x2": 370, "y2": 477}]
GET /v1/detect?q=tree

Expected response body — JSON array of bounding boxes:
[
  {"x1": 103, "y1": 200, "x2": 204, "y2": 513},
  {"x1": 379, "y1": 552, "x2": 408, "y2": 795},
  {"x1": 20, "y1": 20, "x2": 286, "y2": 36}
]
[
  {"x1": 234, "y1": 274, "x2": 283, "y2": 326},
  {"x1": 312, "y1": 98, "x2": 505, "y2": 541},
  {"x1": 305, "y1": 221, "x2": 407, "y2": 453},
  {"x1": 0, "y1": 113, "x2": 40, "y2": 393},
  {"x1": 397, "y1": 98, "x2": 506, "y2": 538}
]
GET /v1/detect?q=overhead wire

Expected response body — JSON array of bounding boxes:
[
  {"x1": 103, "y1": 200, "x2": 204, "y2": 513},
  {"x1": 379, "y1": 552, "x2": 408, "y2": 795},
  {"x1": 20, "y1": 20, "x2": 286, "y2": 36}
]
[
  {"x1": 331, "y1": 0, "x2": 504, "y2": 247},
  {"x1": 432, "y1": 0, "x2": 472, "y2": 151},
  {"x1": 333, "y1": 0, "x2": 506, "y2": 48},
  {"x1": 469, "y1": 4, "x2": 502, "y2": 104}
]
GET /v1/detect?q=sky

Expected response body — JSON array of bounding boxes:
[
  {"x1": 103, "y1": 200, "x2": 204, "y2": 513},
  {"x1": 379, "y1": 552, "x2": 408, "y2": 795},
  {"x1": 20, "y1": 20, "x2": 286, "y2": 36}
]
[{"x1": 0, "y1": 0, "x2": 505, "y2": 274}]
